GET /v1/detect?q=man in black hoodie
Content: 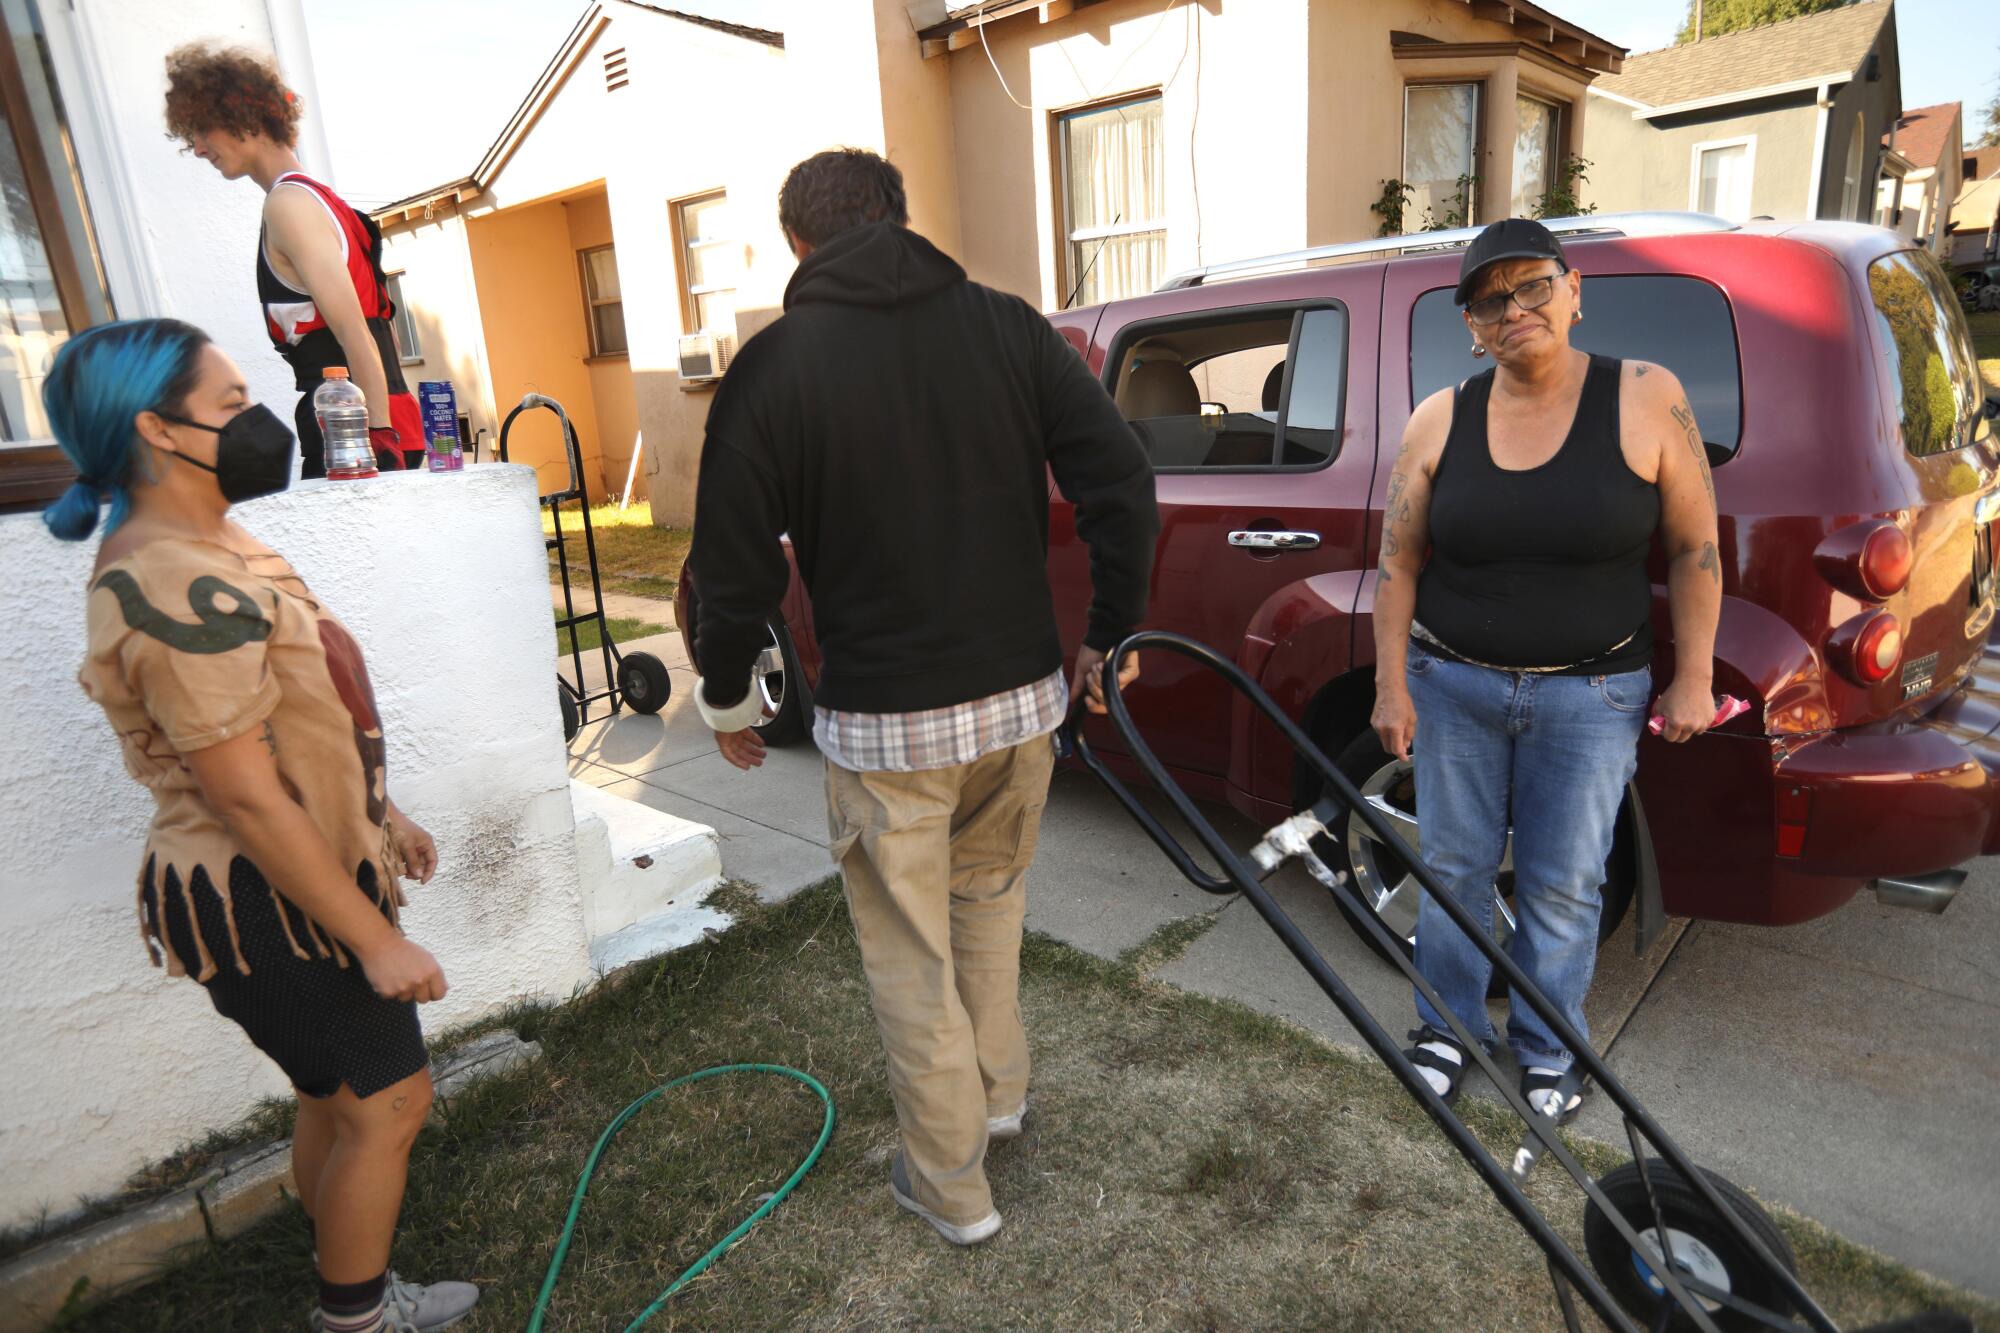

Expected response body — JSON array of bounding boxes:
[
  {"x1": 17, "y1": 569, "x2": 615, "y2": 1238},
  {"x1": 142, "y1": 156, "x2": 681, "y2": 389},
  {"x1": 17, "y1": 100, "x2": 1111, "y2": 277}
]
[{"x1": 688, "y1": 149, "x2": 1157, "y2": 1246}]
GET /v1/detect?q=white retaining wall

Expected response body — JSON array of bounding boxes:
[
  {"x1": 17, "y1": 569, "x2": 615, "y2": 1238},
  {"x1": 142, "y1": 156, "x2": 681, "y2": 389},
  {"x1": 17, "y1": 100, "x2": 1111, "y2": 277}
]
[{"x1": 0, "y1": 464, "x2": 593, "y2": 1228}]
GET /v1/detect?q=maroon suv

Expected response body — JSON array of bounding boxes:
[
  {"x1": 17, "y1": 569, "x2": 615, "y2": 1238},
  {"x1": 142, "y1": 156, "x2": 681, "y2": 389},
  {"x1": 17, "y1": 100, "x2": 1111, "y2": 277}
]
[{"x1": 682, "y1": 214, "x2": 2000, "y2": 955}]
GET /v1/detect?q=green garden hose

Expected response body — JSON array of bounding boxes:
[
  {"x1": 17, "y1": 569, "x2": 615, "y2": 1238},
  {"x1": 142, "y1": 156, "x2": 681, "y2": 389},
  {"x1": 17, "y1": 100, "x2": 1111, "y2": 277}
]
[{"x1": 526, "y1": 1063, "x2": 836, "y2": 1332}]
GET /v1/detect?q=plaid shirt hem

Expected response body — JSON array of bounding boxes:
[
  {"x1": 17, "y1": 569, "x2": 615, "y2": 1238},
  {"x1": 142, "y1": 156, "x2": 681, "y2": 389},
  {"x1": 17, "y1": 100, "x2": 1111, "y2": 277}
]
[{"x1": 814, "y1": 669, "x2": 1069, "y2": 773}]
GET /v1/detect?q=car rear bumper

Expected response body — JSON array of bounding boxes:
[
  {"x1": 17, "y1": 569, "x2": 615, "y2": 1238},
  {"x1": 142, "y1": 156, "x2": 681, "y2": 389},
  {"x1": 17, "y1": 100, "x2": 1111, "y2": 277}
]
[
  {"x1": 1778, "y1": 640, "x2": 2000, "y2": 874},
  {"x1": 1648, "y1": 644, "x2": 2000, "y2": 927}
]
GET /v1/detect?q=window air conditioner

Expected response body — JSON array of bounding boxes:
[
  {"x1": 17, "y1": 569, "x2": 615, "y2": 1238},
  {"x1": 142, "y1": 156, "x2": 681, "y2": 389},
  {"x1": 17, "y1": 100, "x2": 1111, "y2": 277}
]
[{"x1": 678, "y1": 331, "x2": 736, "y2": 381}]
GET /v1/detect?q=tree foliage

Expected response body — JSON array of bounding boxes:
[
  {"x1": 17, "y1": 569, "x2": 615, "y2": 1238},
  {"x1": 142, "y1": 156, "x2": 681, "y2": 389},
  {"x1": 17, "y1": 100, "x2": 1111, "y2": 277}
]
[
  {"x1": 1676, "y1": 0, "x2": 1852, "y2": 44},
  {"x1": 1977, "y1": 51, "x2": 2000, "y2": 149}
]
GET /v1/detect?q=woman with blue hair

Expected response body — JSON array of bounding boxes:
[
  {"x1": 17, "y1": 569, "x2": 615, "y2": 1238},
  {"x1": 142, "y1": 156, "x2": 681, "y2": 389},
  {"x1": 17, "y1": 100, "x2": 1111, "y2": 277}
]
[{"x1": 49, "y1": 320, "x2": 477, "y2": 1332}]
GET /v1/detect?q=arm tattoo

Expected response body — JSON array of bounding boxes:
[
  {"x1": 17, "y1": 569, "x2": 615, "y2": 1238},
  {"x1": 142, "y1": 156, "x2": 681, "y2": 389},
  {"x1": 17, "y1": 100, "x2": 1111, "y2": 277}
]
[
  {"x1": 259, "y1": 722, "x2": 278, "y2": 759},
  {"x1": 1380, "y1": 466, "x2": 1410, "y2": 562},
  {"x1": 1634, "y1": 363, "x2": 1652, "y2": 377},
  {"x1": 1697, "y1": 541, "x2": 1720, "y2": 585},
  {"x1": 1669, "y1": 398, "x2": 1716, "y2": 505}
]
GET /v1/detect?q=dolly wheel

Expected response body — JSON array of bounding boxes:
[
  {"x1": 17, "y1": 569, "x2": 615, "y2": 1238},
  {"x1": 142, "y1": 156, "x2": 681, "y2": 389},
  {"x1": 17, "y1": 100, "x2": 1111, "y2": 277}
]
[
  {"x1": 619, "y1": 652, "x2": 672, "y2": 714},
  {"x1": 559, "y1": 686, "x2": 580, "y2": 743},
  {"x1": 1583, "y1": 1159, "x2": 1796, "y2": 1331}
]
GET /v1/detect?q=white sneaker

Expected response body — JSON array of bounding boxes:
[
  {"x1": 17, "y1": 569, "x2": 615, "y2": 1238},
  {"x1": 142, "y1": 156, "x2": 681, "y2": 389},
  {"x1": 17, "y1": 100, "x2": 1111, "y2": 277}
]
[
  {"x1": 987, "y1": 1099, "x2": 1029, "y2": 1143},
  {"x1": 889, "y1": 1151, "x2": 1002, "y2": 1246}
]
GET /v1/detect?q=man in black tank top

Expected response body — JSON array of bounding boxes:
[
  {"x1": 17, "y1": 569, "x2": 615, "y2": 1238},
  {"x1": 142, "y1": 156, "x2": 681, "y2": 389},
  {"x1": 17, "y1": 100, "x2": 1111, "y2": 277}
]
[{"x1": 1370, "y1": 219, "x2": 1723, "y2": 1124}]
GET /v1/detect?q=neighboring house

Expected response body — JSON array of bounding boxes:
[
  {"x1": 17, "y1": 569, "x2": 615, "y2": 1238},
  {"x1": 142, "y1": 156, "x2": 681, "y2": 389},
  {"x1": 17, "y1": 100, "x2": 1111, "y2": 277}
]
[
  {"x1": 1877, "y1": 102, "x2": 1961, "y2": 251},
  {"x1": 1950, "y1": 145, "x2": 2000, "y2": 269},
  {"x1": 376, "y1": 0, "x2": 1630, "y2": 525},
  {"x1": 1582, "y1": 0, "x2": 1901, "y2": 225}
]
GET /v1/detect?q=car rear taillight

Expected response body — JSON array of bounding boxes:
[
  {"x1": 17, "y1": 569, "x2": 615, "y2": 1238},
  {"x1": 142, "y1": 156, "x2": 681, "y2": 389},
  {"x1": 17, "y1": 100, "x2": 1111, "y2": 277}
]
[
  {"x1": 1858, "y1": 525, "x2": 1913, "y2": 598},
  {"x1": 1776, "y1": 784, "x2": 1811, "y2": 858},
  {"x1": 1814, "y1": 519, "x2": 1911, "y2": 603},
  {"x1": 1827, "y1": 611, "x2": 1903, "y2": 686}
]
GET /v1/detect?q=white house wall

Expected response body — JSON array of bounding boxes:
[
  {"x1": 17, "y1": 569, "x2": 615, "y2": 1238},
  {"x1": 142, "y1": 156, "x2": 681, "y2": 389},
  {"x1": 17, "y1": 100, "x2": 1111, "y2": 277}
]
[
  {"x1": 49, "y1": 0, "x2": 332, "y2": 427},
  {"x1": 0, "y1": 468, "x2": 592, "y2": 1229}
]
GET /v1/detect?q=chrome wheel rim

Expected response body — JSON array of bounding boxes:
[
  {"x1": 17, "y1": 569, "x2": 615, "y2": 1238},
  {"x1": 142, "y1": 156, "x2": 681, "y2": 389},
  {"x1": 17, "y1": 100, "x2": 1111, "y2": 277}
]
[
  {"x1": 753, "y1": 630, "x2": 786, "y2": 718},
  {"x1": 1342, "y1": 756, "x2": 1515, "y2": 948}
]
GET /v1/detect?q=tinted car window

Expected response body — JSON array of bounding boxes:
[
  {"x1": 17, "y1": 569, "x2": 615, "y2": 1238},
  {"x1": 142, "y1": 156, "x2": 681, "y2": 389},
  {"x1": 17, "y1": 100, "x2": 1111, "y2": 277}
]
[
  {"x1": 1111, "y1": 304, "x2": 1346, "y2": 470},
  {"x1": 1411, "y1": 276, "x2": 1744, "y2": 458},
  {"x1": 1869, "y1": 250, "x2": 1989, "y2": 456}
]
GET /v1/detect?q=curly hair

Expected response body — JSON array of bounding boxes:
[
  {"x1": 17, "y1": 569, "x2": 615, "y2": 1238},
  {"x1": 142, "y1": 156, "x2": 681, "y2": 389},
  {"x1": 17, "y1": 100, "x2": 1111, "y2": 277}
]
[
  {"x1": 163, "y1": 42, "x2": 300, "y2": 147},
  {"x1": 778, "y1": 149, "x2": 909, "y2": 247}
]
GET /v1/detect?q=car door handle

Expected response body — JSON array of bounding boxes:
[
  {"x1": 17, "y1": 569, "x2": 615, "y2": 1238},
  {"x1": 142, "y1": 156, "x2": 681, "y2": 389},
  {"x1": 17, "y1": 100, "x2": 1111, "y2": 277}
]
[{"x1": 1229, "y1": 530, "x2": 1321, "y2": 551}]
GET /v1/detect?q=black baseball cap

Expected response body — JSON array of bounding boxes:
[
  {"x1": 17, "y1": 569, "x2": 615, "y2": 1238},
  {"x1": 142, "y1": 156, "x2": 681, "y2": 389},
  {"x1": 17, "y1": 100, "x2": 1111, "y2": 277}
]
[{"x1": 1454, "y1": 218, "x2": 1568, "y2": 306}]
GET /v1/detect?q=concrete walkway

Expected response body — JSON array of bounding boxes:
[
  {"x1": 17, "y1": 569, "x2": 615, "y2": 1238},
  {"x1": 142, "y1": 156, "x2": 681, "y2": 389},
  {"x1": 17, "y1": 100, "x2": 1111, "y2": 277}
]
[{"x1": 563, "y1": 626, "x2": 2000, "y2": 1299}]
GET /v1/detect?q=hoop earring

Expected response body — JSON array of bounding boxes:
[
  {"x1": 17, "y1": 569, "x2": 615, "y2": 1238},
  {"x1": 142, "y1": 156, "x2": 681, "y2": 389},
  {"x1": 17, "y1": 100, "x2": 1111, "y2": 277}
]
[{"x1": 1471, "y1": 342, "x2": 1487, "y2": 358}]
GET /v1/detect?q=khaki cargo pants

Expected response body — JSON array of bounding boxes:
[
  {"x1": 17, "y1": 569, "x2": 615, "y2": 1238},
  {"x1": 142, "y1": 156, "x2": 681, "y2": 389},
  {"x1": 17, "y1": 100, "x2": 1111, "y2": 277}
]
[{"x1": 825, "y1": 735, "x2": 1056, "y2": 1226}]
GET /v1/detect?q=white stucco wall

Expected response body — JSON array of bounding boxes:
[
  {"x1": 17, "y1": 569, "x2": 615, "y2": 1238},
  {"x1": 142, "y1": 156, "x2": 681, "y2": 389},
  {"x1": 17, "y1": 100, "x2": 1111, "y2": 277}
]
[{"x1": 0, "y1": 465, "x2": 592, "y2": 1229}]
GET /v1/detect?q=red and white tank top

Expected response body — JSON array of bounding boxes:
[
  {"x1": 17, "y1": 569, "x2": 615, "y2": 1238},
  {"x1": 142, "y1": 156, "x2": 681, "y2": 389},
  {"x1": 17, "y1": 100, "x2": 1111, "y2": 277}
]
[{"x1": 256, "y1": 172, "x2": 393, "y2": 353}]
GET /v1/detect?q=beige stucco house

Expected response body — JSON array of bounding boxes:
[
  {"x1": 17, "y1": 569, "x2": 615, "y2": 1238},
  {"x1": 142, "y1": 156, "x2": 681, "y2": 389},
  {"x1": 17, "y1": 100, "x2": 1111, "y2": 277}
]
[
  {"x1": 1877, "y1": 101, "x2": 1960, "y2": 252},
  {"x1": 1581, "y1": 0, "x2": 1901, "y2": 225},
  {"x1": 1951, "y1": 145, "x2": 2000, "y2": 269},
  {"x1": 378, "y1": 0, "x2": 1629, "y2": 524}
]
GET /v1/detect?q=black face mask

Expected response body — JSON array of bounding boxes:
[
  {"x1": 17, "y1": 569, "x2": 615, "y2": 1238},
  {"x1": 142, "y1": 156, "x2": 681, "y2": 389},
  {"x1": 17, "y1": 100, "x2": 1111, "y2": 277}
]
[{"x1": 156, "y1": 404, "x2": 296, "y2": 503}]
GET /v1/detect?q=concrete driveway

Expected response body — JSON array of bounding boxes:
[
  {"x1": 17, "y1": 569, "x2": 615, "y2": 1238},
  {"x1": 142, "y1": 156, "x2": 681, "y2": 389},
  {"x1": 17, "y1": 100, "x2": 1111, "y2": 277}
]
[{"x1": 563, "y1": 630, "x2": 2000, "y2": 1299}]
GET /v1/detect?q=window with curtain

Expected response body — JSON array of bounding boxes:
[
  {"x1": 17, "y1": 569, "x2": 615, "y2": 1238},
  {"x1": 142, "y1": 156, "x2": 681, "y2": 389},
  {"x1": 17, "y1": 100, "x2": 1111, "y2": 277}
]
[
  {"x1": 1696, "y1": 142, "x2": 1752, "y2": 221},
  {"x1": 579, "y1": 245, "x2": 627, "y2": 356},
  {"x1": 1059, "y1": 95, "x2": 1164, "y2": 307},
  {"x1": 1510, "y1": 95, "x2": 1559, "y2": 218},
  {"x1": 0, "y1": 0, "x2": 111, "y2": 448},
  {"x1": 1840, "y1": 114, "x2": 1865, "y2": 219},
  {"x1": 675, "y1": 190, "x2": 736, "y2": 338},
  {"x1": 1404, "y1": 83, "x2": 1480, "y2": 229}
]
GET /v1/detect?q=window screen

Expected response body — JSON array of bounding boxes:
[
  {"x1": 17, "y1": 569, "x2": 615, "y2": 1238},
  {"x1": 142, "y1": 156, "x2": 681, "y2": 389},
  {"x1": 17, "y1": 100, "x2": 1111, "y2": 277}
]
[
  {"x1": 1112, "y1": 305, "x2": 1347, "y2": 471},
  {"x1": 1411, "y1": 275, "x2": 1744, "y2": 458}
]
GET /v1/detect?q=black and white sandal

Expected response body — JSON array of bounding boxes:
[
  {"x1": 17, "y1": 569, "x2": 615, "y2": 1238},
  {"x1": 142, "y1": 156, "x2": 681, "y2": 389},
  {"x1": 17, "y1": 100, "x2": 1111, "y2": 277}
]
[
  {"x1": 1403, "y1": 1027, "x2": 1471, "y2": 1108},
  {"x1": 1520, "y1": 1066, "x2": 1589, "y2": 1126}
]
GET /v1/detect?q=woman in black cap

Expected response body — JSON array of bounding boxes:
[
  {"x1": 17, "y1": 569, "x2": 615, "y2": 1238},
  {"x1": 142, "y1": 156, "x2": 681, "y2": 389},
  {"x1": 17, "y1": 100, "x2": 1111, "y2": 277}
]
[{"x1": 1370, "y1": 217, "x2": 1721, "y2": 1122}]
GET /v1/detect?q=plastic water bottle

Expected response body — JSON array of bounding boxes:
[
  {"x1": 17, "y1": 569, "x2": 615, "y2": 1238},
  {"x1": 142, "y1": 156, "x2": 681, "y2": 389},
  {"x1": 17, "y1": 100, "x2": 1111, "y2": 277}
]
[{"x1": 314, "y1": 367, "x2": 377, "y2": 479}]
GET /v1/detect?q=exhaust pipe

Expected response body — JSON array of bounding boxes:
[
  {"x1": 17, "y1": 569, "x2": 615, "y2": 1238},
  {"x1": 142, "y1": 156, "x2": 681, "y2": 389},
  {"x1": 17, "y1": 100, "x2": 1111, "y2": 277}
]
[{"x1": 1871, "y1": 868, "x2": 1966, "y2": 913}]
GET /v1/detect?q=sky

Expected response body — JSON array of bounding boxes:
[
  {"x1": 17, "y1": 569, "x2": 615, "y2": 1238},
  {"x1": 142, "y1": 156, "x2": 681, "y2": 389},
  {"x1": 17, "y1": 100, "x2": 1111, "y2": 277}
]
[{"x1": 302, "y1": 0, "x2": 2000, "y2": 208}]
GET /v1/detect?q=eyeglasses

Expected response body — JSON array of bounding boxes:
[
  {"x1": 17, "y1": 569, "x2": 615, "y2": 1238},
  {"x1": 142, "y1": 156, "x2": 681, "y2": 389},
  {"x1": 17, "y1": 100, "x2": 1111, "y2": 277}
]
[{"x1": 1464, "y1": 272, "x2": 1564, "y2": 327}]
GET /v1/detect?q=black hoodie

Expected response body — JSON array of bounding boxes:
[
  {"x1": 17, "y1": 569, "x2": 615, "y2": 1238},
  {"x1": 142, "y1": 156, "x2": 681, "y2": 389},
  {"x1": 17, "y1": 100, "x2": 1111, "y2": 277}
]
[{"x1": 689, "y1": 223, "x2": 1157, "y2": 715}]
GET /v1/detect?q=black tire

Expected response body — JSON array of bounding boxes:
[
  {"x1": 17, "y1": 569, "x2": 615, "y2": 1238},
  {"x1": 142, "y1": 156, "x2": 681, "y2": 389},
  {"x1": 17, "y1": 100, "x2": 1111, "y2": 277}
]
[
  {"x1": 1316, "y1": 728, "x2": 1633, "y2": 979},
  {"x1": 1583, "y1": 1159, "x2": 1797, "y2": 1332},
  {"x1": 617, "y1": 651, "x2": 672, "y2": 715},
  {"x1": 559, "y1": 686, "x2": 580, "y2": 742},
  {"x1": 750, "y1": 621, "x2": 807, "y2": 747}
]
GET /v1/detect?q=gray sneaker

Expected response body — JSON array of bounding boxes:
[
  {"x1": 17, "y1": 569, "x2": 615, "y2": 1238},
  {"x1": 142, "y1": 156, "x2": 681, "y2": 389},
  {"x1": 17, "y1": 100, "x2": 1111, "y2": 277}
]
[
  {"x1": 986, "y1": 1099, "x2": 1029, "y2": 1143},
  {"x1": 385, "y1": 1271, "x2": 480, "y2": 1331},
  {"x1": 889, "y1": 1151, "x2": 1002, "y2": 1246}
]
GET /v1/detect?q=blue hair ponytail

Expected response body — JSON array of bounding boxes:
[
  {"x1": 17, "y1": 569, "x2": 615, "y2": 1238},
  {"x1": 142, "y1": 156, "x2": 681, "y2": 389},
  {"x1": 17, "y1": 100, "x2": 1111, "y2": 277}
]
[{"x1": 39, "y1": 318, "x2": 210, "y2": 542}]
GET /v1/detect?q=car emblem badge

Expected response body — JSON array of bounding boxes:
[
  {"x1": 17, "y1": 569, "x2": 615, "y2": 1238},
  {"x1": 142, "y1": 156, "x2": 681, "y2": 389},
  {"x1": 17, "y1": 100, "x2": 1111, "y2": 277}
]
[{"x1": 1901, "y1": 651, "x2": 1940, "y2": 700}]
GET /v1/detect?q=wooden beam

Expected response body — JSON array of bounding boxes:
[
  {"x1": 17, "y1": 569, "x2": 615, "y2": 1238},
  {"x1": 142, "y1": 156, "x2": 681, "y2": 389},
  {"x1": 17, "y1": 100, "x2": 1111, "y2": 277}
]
[
  {"x1": 947, "y1": 26, "x2": 980, "y2": 50},
  {"x1": 1040, "y1": 0, "x2": 1072, "y2": 20},
  {"x1": 921, "y1": 36, "x2": 950, "y2": 57},
  {"x1": 1471, "y1": 0, "x2": 1515, "y2": 23}
]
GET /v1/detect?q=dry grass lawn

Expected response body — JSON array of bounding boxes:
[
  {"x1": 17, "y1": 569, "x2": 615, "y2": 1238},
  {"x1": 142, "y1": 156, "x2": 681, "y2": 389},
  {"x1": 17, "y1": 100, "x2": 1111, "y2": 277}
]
[
  {"x1": 56, "y1": 881, "x2": 1996, "y2": 1331},
  {"x1": 544, "y1": 501, "x2": 689, "y2": 603}
]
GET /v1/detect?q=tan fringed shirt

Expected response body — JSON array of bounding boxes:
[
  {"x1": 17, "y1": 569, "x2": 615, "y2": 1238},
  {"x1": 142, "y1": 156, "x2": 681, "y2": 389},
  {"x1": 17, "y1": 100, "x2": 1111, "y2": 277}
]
[{"x1": 78, "y1": 537, "x2": 404, "y2": 981}]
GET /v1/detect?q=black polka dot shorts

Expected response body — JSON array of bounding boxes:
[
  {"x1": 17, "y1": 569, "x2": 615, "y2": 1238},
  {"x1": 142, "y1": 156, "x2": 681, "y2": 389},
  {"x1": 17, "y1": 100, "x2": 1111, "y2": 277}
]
[{"x1": 154, "y1": 856, "x2": 429, "y2": 1100}]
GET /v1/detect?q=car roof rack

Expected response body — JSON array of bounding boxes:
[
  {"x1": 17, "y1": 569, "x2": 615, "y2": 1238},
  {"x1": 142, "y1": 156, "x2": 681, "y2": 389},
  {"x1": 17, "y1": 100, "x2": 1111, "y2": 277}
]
[{"x1": 1154, "y1": 212, "x2": 1738, "y2": 291}]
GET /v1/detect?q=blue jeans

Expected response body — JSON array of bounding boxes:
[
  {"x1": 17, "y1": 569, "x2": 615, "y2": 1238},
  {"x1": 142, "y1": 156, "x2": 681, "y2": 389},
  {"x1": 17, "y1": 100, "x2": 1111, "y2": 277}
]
[{"x1": 1405, "y1": 640, "x2": 1648, "y2": 1070}]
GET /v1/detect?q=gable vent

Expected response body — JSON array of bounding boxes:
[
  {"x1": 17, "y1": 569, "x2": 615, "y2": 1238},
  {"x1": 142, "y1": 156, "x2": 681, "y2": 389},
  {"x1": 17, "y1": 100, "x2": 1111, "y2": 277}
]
[{"x1": 604, "y1": 47, "x2": 629, "y2": 93}]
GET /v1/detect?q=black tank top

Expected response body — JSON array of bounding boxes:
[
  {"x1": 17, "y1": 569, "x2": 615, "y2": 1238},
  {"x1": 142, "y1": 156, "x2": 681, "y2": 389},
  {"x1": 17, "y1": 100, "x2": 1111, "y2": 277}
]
[{"x1": 1414, "y1": 354, "x2": 1659, "y2": 675}]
